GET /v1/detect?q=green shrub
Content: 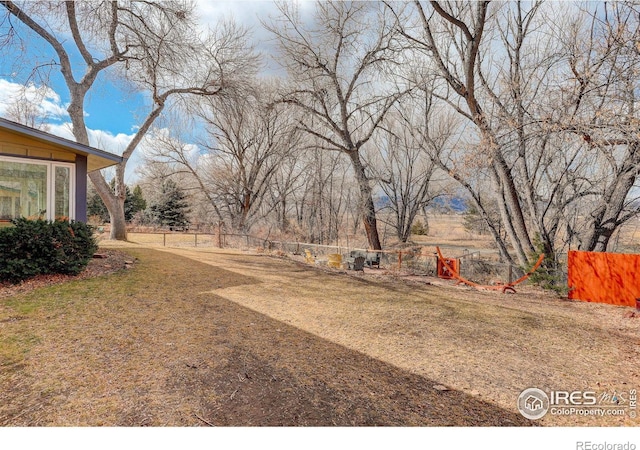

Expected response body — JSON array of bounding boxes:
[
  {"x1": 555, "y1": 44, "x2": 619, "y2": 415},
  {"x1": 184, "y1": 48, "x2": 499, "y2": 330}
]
[
  {"x1": 522, "y1": 235, "x2": 567, "y2": 294},
  {"x1": 411, "y1": 219, "x2": 429, "y2": 236},
  {"x1": 0, "y1": 218, "x2": 97, "y2": 284}
]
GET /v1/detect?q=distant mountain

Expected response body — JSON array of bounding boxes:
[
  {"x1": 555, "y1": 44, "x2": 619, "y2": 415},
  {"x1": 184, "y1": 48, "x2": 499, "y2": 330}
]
[
  {"x1": 429, "y1": 196, "x2": 468, "y2": 213},
  {"x1": 374, "y1": 195, "x2": 468, "y2": 213}
]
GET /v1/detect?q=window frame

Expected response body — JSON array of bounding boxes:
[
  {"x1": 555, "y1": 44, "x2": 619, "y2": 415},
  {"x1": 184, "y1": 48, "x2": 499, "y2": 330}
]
[{"x1": 0, "y1": 155, "x2": 76, "y2": 222}]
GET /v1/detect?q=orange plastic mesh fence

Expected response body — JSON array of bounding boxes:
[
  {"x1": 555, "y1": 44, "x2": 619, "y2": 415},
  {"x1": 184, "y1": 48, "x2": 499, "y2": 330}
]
[{"x1": 568, "y1": 250, "x2": 640, "y2": 307}]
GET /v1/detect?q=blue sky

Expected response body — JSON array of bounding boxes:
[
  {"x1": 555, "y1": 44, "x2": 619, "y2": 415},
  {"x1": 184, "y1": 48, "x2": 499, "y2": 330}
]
[
  {"x1": 0, "y1": 0, "x2": 310, "y2": 181},
  {"x1": 0, "y1": 12, "x2": 145, "y2": 134},
  {"x1": 79, "y1": 80, "x2": 145, "y2": 136}
]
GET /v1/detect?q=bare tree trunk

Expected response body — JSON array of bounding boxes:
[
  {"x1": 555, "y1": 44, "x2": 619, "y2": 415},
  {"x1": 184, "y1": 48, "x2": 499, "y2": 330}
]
[
  {"x1": 470, "y1": 100, "x2": 534, "y2": 265},
  {"x1": 348, "y1": 151, "x2": 381, "y2": 250},
  {"x1": 108, "y1": 200, "x2": 127, "y2": 241},
  {"x1": 88, "y1": 172, "x2": 127, "y2": 240},
  {"x1": 396, "y1": 0, "x2": 536, "y2": 264}
]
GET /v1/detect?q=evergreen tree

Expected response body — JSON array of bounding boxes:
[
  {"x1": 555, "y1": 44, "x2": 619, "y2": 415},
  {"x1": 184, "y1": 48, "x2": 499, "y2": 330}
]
[
  {"x1": 87, "y1": 186, "x2": 110, "y2": 222},
  {"x1": 87, "y1": 181, "x2": 147, "y2": 223},
  {"x1": 149, "y1": 179, "x2": 190, "y2": 229},
  {"x1": 126, "y1": 185, "x2": 147, "y2": 221},
  {"x1": 131, "y1": 185, "x2": 147, "y2": 211}
]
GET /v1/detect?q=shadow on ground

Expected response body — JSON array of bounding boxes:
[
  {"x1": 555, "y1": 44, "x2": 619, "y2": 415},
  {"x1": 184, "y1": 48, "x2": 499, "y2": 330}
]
[
  {"x1": 168, "y1": 292, "x2": 533, "y2": 426},
  {"x1": 1, "y1": 248, "x2": 534, "y2": 426}
]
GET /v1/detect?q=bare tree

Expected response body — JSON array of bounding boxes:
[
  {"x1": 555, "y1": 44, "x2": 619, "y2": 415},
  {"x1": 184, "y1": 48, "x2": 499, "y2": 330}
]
[
  {"x1": 389, "y1": 1, "x2": 542, "y2": 265},
  {"x1": 145, "y1": 82, "x2": 299, "y2": 233},
  {"x1": 1, "y1": 1, "x2": 256, "y2": 239},
  {"x1": 263, "y1": 138, "x2": 310, "y2": 235},
  {"x1": 373, "y1": 96, "x2": 443, "y2": 243},
  {"x1": 265, "y1": 0, "x2": 406, "y2": 250},
  {"x1": 196, "y1": 86, "x2": 300, "y2": 232},
  {"x1": 388, "y1": 0, "x2": 640, "y2": 263},
  {"x1": 549, "y1": 1, "x2": 640, "y2": 251},
  {"x1": 293, "y1": 144, "x2": 357, "y2": 245}
]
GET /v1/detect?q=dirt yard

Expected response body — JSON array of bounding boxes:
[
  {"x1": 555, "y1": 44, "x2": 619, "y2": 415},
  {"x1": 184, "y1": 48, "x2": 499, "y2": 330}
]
[{"x1": 1, "y1": 243, "x2": 638, "y2": 426}]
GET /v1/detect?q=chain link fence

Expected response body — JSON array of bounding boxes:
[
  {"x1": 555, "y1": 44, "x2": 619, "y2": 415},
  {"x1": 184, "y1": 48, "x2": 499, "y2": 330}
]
[{"x1": 124, "y1": 230, "x2": 567, "y2": 288}]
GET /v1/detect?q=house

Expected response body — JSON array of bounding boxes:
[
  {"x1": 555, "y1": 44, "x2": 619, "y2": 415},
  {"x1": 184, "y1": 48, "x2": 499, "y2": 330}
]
[
  {"x1": 0, "y1": 117, "x2": 122, "y2": 224},
  {"x1": 525, "y1": 395, "x2": 543, "y2": 412}
]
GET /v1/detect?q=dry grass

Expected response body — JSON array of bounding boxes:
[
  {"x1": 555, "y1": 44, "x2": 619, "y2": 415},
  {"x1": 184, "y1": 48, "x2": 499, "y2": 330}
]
[
  {"x1": 0, "y1": 246, "x2": 524, "y2": 426},
  {"x1": 159, "y1": 246, "x2": 640, "y2": 426},
  {"x1": 408, "y1": 214, "x2": 494, "y2": 250},
  {"x1": 1, "y1": 240, "x2": 639, "y2": 426},
  {"x1": 100, "y1": 231, "x2": 218, "y2": 248},
  {"x1": 612, "y1": 218, "x2": 640, "y2": 253}
]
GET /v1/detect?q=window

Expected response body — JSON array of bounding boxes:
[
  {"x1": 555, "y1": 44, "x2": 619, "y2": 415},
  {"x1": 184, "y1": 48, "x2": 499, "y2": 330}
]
[
  {"x1": 54, "y1": 166, "x2": 71, "y2": 219},
  {"x1": 0, "y1": 156, "x2": 75, "y2": 222}
]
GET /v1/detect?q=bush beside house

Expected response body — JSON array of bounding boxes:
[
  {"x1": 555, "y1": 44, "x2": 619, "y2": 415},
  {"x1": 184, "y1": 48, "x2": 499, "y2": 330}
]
[{"x1": 0, "y1": 218, "x2": 98, "y2": 284}]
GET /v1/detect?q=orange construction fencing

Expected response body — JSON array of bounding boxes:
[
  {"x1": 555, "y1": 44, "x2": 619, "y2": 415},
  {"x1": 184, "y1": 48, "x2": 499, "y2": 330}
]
[
  {"x1": 437, "y1": 257, "x2": 459, "y2": 280},
  {"x1": 568, "y1": 250, "x2": 640, "y2": 307}
]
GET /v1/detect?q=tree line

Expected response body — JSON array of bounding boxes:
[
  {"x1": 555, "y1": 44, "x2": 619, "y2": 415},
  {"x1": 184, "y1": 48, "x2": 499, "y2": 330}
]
[{"x1": 1, "y1": 1, "x2": 639, "y2": 265}]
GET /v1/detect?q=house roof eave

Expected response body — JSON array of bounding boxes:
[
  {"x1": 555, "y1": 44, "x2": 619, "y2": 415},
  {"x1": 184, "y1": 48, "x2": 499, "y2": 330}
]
[{"x1": 0, "y1": 117, "x2": 122, "y2": 172}]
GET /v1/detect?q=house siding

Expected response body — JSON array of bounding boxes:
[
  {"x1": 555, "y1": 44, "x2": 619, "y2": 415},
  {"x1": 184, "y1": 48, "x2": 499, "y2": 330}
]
[{"x1": 0, "y1": 119, "x2": 120, "y2": 224}]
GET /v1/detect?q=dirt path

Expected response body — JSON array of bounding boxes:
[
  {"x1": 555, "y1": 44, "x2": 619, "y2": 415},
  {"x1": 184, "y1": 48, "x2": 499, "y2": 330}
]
[{"x1": 1, "y1": 244, "x2": 638, "y2": 426}]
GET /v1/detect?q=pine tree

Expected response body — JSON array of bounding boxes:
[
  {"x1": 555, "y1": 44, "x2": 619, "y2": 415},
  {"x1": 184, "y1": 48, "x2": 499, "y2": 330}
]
[
  {"x1": 87, "y1": 181, "x2": 147, "y2": 223},
  {"x1": 87, "y1": 186, "x2": 110, "y2": 222},
  {"x1": 149, "y1": 179, "x2": 190, "y2": 230},
  {"x1": 126, "y1": 185, "x2": 147, "y2": 221}
]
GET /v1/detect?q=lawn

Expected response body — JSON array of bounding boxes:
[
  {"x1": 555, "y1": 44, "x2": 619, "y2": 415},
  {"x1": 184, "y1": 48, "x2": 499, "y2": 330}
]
[{"x1": 0, "y1": 245, "x2": 638, "y2": 426}]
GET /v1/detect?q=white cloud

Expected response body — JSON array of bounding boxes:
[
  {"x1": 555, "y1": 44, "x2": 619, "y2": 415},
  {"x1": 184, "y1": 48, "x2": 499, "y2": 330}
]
[
  {"x1": 44, "y1": 122, "x2": 132, "y2": 156},
  {"x1": 0, "y1": 76, "x2": 210, "y2": 185},
  {"x1": 46, "y1": 122, "x2": 144, "y2": 183},
  {"x1": 0, "y1": 79, "x2": 69, "y2": 121},
  {"x1": 89, "y1": 129, "x2": 134, "y2": 156},
  {"x1": 195, "y1": 0, "x2": 274, "y2": 52},
  {"x1": 137, "y1": 127, "x2": 203, "y2": 167},
  {"x1": 195, "y1": 0, "x2": 276, "y2": 27},
  {"x1": 43, "y1": 122, "x2": 76, "y2": 140},
  {"x1": 193, "y1": 0, "x2": 308, "y2": 76},
  {"x1": 194, "y1": 0, "x2": 318, "y2": 38}
]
